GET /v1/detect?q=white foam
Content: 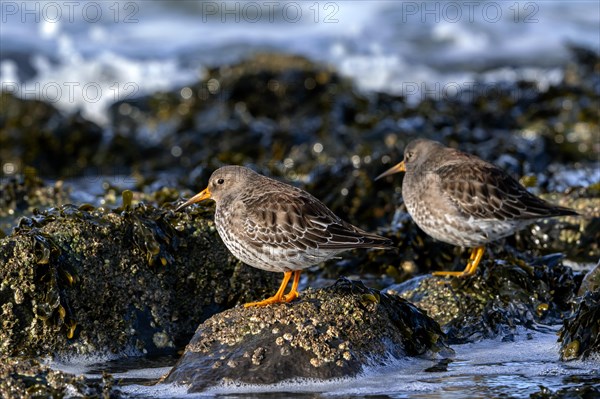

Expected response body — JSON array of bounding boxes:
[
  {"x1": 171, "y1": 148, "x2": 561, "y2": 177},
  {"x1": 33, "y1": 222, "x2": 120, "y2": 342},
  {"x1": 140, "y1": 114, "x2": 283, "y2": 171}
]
[
  {"x1": 47, "y1": 345, "x2": 145, "y2": 375},
  {"x1": 124, "y1": 382, "x2": 195, "y2": 399},
  {"x1": 1, "y1": 32, "x2": 200, "y2": 125},
  {"x1": 110, "y1": 366, "x2": 173, "y2": 381}
]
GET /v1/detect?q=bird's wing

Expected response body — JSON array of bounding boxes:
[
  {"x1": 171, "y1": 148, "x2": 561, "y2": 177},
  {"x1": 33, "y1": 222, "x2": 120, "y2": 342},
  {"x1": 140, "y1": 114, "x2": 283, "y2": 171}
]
[
  {"x1": 240, "y1": 187, "x2": 392, "y2": 251},
  {"x1": 436, "y1": 160, "x2": 574, "y2": 220}
]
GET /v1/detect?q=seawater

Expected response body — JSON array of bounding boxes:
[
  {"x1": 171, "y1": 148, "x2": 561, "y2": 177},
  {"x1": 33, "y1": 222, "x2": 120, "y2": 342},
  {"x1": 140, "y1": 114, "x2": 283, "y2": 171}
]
[{"x1": 50, "y1": 328, "x2": 600, "y2": 398}]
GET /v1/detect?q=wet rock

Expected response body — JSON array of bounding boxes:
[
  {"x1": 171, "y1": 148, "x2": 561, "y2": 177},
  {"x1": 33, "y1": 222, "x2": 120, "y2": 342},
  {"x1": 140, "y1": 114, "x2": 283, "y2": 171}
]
[
  {"x1": 558, "y1": 289, "x2": 600, "y2": 361},
  {"x1": 0, "y1": 168, "x2": 72, "y2": 236},
  {"x1": 530, "y1": 383, "x2": 600, "y2": 399},
  {"x1": 163, "y1": 278, "x2": 450, "y2": 392},
  {"x1": 0, "y1": 93, "x2": 103, "y2": 178},
  {"x1": 0, "y1": 356, "x2": 122, "y2": 399},
  {"x1": 516, "y1": 188, "x2": 600, "y2": 262},
  {"x1": 387, "y1": 253, "x2": 581, "y2": 343},
  {"x1": 0, "y1": 201, "x2": 276, "y2": 358},
  {"x1": 111, "y1": 53, "x2": 364, "y2": 169},
  {"x1": 578, "y1": 262, "x2": 600, "y2": 296},
  {"x1": 2, "y1": 47, "x2": 597, "y2": 183}
]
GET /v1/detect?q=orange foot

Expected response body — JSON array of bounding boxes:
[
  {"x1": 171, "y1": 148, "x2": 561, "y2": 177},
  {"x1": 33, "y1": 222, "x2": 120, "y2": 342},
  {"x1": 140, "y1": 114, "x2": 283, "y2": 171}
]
[
  {"x1": 244, "y1": 295, "x2": 287, "y2": 307},
  {"x1": 244, "y1": 270, "x2": 302, "y2": 307},
  {"x1": 432, "y1": 246, "x2": 486, "y2": 278}
]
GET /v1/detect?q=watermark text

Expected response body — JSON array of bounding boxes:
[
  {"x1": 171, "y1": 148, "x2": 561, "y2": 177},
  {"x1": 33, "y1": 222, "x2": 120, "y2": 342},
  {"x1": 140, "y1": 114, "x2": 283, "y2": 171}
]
[
  {"x1": 2, "y1": 81, "x2": 139, "y2": 104},
  {"x1": 1, "y1": 1, "x2": 139, "y2": 23}
]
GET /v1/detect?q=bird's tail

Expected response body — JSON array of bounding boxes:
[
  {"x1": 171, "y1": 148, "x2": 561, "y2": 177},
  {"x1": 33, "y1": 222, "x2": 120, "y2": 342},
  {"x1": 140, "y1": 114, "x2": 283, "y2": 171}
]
[{"x1": 326, "y1": 223, "x2": 395, "y2": 250}]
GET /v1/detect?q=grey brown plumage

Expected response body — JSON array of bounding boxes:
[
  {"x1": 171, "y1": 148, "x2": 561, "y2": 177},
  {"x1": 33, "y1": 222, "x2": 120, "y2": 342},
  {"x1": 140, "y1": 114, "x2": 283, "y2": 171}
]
[
  {"x1": 177, "y1": 165, "x2": 393, "y2": 306},
  {"x1": 376, "y1": 138, "x2": 577, "y2": 277}
]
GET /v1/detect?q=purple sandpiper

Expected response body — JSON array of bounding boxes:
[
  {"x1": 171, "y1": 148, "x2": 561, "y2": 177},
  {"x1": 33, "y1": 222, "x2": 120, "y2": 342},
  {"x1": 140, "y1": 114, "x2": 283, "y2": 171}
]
[
  {"x1": 376, "y1": 138, "x2": 577, "y2": 277},
  {"x1": 177, "y1": 166, "x2": 393, "y2": 306}
]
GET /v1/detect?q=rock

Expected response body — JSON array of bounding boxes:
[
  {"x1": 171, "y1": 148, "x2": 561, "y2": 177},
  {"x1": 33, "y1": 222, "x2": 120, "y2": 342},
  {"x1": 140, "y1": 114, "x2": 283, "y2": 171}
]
[
  {"x1": 558, "y1": 289, "x2": 600, "y2": 361},
  {"x1": 530, "y1": 383, "x2": 600, "y2": 399},
  {"x1": 0, "y1": 201, "x2": 276, "y2": 358},
  {"x1": 0, "y1": 356, "x2": 122, "y2": 399},
  {"x1": 0, "y1": 93, "x2": 103, "y2": 178},
  {"x1": 163, "y1": 278, "x2": 450, "y2": 392},
  {"x1": 578, "y1": 262, "x2": 600, "y2": 296},
  {"x1": 111, "y1": 53, "x2": 360, "y2": 168},
  {"x1": 387, "y1": 253, "x2": 581, "y2": 343},
  {"x1": 516, "y1": 188, "x2": 600, "y2": 262},
  {"x1": 0, "y1": 167, "x2": 71, "y2": 236}
]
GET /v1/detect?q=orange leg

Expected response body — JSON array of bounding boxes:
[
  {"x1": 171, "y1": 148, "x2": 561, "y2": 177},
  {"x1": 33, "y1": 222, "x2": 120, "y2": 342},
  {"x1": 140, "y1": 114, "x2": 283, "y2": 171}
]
[
  {"x1": 432, "y1": 246, "x2": 486, "y2": 278},
  {"x1": 244, "y1": 271, "x2": 293, "y2": 307},
  {"x1": 282, "y1": 270, "x2": 302, "y2": 302}
]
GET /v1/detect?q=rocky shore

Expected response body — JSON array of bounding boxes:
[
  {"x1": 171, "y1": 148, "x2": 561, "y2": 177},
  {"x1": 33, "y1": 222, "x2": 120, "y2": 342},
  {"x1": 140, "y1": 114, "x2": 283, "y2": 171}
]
[{"x1": 1, "y1": 48, "x2": 598, "y2": 397}]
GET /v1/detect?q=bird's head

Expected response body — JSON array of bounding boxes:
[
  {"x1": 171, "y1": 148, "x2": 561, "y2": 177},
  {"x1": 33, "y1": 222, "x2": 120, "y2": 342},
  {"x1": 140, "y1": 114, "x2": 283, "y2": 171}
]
[
  {"x1": 376, "y1": 138, "x2": 445, "y2": 179},
  {"x1": 176, "y1": 166, "x2": 256, "y2": 210}
]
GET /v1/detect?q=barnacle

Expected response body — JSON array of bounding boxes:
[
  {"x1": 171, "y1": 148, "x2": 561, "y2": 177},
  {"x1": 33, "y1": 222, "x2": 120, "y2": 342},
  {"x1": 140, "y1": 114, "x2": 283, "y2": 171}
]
[
  {"x1": 22, "y1": 229, "x2": 79, "y2": 338},
  {"x1": 123, "y1": 203, "x2": 177, "y2": 267}
]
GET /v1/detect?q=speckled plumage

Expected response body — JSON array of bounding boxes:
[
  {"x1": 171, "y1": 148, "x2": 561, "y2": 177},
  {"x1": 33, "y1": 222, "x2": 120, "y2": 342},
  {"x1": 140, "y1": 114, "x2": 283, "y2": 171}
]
[
  {"x1": 377, "y1": 138, "x2": 577, "y2": 277},
  {"x1": 177, "y1": 165, "x2": 393, "y2": 305}
]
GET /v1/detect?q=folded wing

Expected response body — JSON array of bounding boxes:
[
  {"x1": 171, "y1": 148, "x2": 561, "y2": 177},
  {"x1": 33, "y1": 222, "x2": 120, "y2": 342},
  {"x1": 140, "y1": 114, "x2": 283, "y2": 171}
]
[
  {"x1": 240, "y1": 187, "x2": 393, "y2": 252},
  {"x1": 437, "y1": 160, "x2": 577, "y2": 221}
]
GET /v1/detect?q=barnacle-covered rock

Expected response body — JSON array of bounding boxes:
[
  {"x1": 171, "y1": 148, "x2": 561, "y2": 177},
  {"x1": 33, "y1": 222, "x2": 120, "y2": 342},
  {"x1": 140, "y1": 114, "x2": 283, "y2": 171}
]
[
  {"x1": 164, "y1": 278, "x2": 450, "y2": 392},
  {"x1": 0, "y1": 356, "x2": 120, "y2": 399},
  {"x1": 0, "y1": 201, "x2": 276, "y2": 358},
  {"x1": 387, "y1": 252, "x2": 581, "y2": 343},
  {"x1": 558, "y1": 289, "x2": 600, "y2": 361},
  {"x1": 0, "y1": 168, "x2": 71, "y2": 236}
]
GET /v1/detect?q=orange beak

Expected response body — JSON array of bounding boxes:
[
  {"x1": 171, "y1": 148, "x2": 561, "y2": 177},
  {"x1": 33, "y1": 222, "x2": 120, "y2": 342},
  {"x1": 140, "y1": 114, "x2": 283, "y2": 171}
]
[
  {"x1": 175, "y1": 187, "x2": 212, "y2": 211},
  {"x1": 375, "y1": 161, "x2": 406, "y2": 181}
]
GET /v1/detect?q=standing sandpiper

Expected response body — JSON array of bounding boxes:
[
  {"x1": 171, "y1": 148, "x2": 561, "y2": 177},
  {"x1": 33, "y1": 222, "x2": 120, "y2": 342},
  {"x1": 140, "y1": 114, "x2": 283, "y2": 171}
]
[
  {"x1": 177, "y1": 166, "x2": 393, "y2": 306},
  {"x1": 376, "y1": 138, "x2": 577, "y2": 277}
]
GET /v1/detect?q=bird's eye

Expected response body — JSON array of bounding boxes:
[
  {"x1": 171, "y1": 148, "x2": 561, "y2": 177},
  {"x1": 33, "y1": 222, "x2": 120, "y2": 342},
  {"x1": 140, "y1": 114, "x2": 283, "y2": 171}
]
[
  {"x1": 217, "y1": 178, "x2": 225, "y2": 185},
  {"x1": 405, "y1": 151, "x2": 413, "y2": 161}
]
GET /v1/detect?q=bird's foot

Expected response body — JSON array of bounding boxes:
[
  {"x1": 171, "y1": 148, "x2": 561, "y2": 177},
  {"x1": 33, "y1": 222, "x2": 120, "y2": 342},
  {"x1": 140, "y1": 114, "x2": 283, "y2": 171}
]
[
  {"x1": 243, "y1": 291, "x2": 300, "y2": 307},
  {"x1": 243, "y1": 295, "x2": 284, "y2": 307},
  {"x1": 282, "y1": 290, "x2": 299, "y2": 303},
  {"x1": 432, "y1": 246, "x2": 485, "y2": 279}
]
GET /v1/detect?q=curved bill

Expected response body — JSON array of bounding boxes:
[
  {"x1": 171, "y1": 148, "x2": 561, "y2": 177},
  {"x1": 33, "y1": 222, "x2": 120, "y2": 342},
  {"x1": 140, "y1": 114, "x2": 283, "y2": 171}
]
[
  {"x1": 375, "y1": 161, "x2": 405, "y2": 181},
  {"x1": 176, "y1": 187, "x2": 212, "y2": 211}
]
